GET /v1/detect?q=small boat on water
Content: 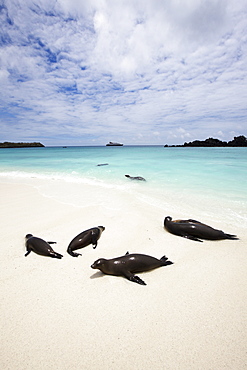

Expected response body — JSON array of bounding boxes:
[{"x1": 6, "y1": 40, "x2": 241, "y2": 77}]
[{"x1": 106, "y1": 142, "x2": 123, "y2": 146}]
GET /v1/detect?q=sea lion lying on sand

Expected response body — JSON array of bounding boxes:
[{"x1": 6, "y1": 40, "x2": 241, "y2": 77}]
[
  {"x1": 25, "y1": 234, "x2": 63, "y2": 259},
  {"x1": 67, "y1": 226, "x2": 105, "y2": 257},
  {"x1": 91, "y1": 252, "x2": 173, "y2": 285},
  {"x1": 164, "y1": 216, "x2": 238, "y2": 242}
]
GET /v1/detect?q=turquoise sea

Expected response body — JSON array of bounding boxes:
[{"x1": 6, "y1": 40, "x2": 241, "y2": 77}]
[{"x1": 0, "y1": 146, "x2": 247, "y2": 223}]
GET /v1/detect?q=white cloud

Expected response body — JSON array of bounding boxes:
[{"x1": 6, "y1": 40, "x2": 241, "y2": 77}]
[{"x1": 0, "y1": 0, "x2": 246, "y2": 145}]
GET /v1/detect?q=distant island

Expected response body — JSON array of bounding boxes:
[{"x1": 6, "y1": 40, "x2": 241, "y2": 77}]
[
  {"x1": 164, "y1": 135, "x2": 247, "y2": 147},
  {"x1": 0, "y1": 142, "x2": 45, "y2": 148}
]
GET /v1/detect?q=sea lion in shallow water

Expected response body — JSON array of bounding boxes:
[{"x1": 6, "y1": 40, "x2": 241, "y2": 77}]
[
  {"x1": 91, "y1": 252, "x2": 173, "y2": 285},
  {"x1": 164, "y1": 216, "x2": 238, "y2": 242},
  {"x1": 25, "y1": 234, "x2": 63, "y2": 259},
  {"x1": 125, "y1": 174, "x2": 146, "y2": 181},
  {"x1": 67, "y1": 226, "x2": 105, "y2": 257}
]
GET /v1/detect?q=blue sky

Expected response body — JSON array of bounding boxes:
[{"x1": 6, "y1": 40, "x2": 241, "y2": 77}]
[{"x1": 0, "y1": 0, "x2": 246, "y2": 146}]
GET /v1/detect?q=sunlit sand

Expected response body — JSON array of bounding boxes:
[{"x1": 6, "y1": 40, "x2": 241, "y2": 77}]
[{"x1": 1, "y1": 177, "x2": 246, "y2": 369}]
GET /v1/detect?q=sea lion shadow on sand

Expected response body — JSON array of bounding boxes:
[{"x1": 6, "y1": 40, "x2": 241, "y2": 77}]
[{"x1": 90, "y1": 271, "x2": 105, "y2": 279}]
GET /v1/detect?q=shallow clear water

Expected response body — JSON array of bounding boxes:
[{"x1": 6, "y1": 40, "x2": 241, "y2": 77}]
[
  {"x1": 1, "y1": 145, "x2": 247, "y2": 228},
  {"x1": 0, "y1": 146, "x2": 246, "y2": 200}
]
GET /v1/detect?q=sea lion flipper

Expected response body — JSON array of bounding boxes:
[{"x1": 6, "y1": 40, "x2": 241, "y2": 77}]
[
  {"x1": 67, "y1": 249, "x2": 82, "y2": 257},
  {"x1": 123, "y1": 271, "x2": 146, "y2": 285},
  {"x1": 129, "y1": 275, "x2": 147, "y2": 285},
  {"x1": 187, "y1": 219, "x2": 201, "y2": 224},
  {"x1": 225, "y1": 233, "x2": 239, "y2": 240},
  {"x1": 183, "y1": 234, "x2": 203, "y2": 242},
  {"x1": 47, "y1": 241, "x2": 57, "y2": 244},
  {"x1": 160, "y1": 256, "x2": 174, "y2": 266},
  {"x1": 91, "y1": 230, "x2": 100, "y2": 247},
  {"x1": 24, "y1": 250, "x2": 31, "y2": 257},
  {"x1": 51, "y1": 252, "x2": 63, "y2": 259}
]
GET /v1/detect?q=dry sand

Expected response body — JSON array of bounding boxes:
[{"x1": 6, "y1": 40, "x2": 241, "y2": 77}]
[{"x1": 0, "y1": 177, "x2": 247, "y2": 370}]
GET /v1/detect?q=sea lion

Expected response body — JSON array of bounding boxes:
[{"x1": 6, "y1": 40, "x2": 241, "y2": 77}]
[
  {"x1": 91, "y1": 252, "x2": 173, "y2": 285},
  {"x1": 67, "y1": 226, "x2": 105, "y2": 257},
  {"x1": 125, "y1": 174, "x2": 146, "y2": 181},
  {"x1": 25, "y1": 234, "x2": 63, "y2": 259},
  {"x1": 164, "y1": 216, "x2": 238, "y2": 242}
]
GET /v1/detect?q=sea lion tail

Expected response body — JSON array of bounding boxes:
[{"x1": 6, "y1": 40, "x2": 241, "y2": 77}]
[
  {"x1": 51, "y1": 252, "x2": 63, "y2": 259},
  {"x1": 67, "y1": 246, "x2": 82, "y2": 257},
  {"x1": 160, "y1": 255, "x2": 174, "y2": 266},
  {"x1": 225, "y1": 234, "x2": 239, "y2": 240}
]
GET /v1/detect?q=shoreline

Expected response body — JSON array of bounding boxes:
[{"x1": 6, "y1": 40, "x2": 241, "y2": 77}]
[
  {"x1": 1, "y1": 176, "x2": 247, "y2": 369},
  {"x1": 1, "y1": 172, "x2": 246, "y2": 229}
]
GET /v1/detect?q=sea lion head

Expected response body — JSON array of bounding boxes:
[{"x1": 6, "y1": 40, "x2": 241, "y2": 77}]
[
  {"x1": 98, "y1": 226, "x2": 105, "y2": 232},
  {"x1": 164, "y1": 216, "x2": 172, "y2": 223},
  {"x1": 91, "y1": 258, "x2": 107, "y2": 271},
  {"x1": 25, "y1": 234, "x2": 33, "y2": 240}
]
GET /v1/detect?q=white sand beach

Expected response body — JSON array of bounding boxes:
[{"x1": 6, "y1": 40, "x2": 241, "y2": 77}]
[{"x1": 1, "y1": 177, "x2": 247, "y2": 370}]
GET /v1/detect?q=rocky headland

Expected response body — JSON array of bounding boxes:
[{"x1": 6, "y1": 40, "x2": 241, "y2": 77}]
[
  {"x1": 164, "y1": 135, "x2": 247, "y2": 147},
  {"x1": 0, "y1": 142, "x2": 45, "y2": 148}
]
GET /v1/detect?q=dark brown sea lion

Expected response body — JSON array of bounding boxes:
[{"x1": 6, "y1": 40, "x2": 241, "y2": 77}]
[
  {"x1": 25, "y1": 234, "x2": 63, "y2": 259},
  {"x1": 91, "y1": 252, "x2": 173, "y2": 285},
  {"x1": 125, "y1": 175, "x2": 146, "y2": 181},
  {"x1": 67, "y1": 226, "x2": 105, "y2": 257},
  {"x1": 164, "y1": 216, "x2": 238, "y2": 242}
]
